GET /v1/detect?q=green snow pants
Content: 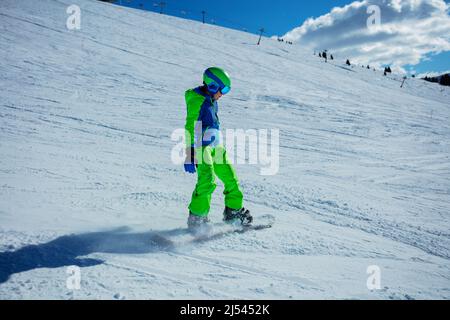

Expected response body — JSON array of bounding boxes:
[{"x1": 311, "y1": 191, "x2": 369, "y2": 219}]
[{"x1": 189, "y1": 145, "x2": 243, "y2": 217}]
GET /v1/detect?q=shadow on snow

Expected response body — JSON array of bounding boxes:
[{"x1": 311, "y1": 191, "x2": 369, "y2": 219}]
[{"x1": 0, "y1": 226, "x2": 186, "y2": 284}]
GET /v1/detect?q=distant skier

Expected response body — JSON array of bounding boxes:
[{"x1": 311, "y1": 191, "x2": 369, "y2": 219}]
[{"x1": 183, "y1": 67, "x2": 253, "y2": 231}]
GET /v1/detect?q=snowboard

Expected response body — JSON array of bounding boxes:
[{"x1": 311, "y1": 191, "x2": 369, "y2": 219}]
[
  {"x1": 190, "y1": 214, "x2": 275, "y2": 243},
  {"x1": 152, "y1": 214, "x2": 275, "y2": 248}
]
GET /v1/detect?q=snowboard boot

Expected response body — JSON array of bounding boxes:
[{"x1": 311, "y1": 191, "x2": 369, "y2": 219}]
[
  {"x1": 187, "y1": 212, "x2": 211, "y2": 234},
  {"x1": 223, "y1": 207, "x2": 253, "y2": 226}
]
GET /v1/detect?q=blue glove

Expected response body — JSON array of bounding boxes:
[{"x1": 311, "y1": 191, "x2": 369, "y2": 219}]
[
  {"x1": 184, "y1": 147, "x2": 196, "y2": 174},
  {"x1": 184, "y1": 163, "x2": 196, "y2": 174}
]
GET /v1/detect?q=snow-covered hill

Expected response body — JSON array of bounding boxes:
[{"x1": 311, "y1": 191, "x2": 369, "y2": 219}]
[{"x1": 0, "y1": 0, "x2": 449, "y2": 299}]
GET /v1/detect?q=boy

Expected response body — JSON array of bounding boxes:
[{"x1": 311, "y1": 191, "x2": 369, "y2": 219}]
[{"x1": 184, "y1": 67, "x2": 252, "y2": 230}]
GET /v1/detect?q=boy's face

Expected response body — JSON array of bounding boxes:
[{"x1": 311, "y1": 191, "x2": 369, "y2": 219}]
[{"x1": 213, "y1": 91, "x2": 223, "y2": 101}]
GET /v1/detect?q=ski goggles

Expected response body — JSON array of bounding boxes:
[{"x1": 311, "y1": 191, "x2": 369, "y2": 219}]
[{"x1": 207, "y1": 82, "x2": 231, "y2": 95}]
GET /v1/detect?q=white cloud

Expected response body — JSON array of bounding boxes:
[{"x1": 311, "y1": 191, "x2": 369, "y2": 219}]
[{"x1": 281, "y1": 0, "x2": 450, "y2": 73}]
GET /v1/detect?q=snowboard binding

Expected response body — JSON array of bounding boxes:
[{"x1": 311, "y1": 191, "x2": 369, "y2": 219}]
[{"x1": 223, "y1": 207, "x2": 253, "y2": 226}]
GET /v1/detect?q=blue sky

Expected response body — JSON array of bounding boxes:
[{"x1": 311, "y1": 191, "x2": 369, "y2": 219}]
[
  {"x1": 113, "y1": 0, "x2": 450, "y2": 75},
  {"x1": 406, "y1": 51, "x2": 450, "y2": 76},
  {"x1": 114, "y1": 0, "x2": 351, "y2": 36}
]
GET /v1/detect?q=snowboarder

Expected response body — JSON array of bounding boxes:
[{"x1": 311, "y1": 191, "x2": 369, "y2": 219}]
[{"x1": 183, "y1": 67, "x2": 253, "y2": 231}]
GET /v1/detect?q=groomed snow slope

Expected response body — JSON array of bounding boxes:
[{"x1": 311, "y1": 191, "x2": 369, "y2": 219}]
[{"x1": 0, "y1": 0, "x2": 449, "y2": 299}]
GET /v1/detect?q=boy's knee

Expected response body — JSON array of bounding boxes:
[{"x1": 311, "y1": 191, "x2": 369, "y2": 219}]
[
  {"x1": 196, "y1": 171, "x2": 217, "y2": 195},
  {"x1": 204, "y1": 178, "x2": 217, "y2": 193}
]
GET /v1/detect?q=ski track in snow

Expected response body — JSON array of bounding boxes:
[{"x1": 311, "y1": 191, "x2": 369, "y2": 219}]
[{"x1": 1, "y1": 0, "x2": 449, "y2": 299}]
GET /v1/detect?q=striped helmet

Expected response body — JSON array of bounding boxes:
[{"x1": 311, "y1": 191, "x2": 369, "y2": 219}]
[{"x1": 203, "y1": 67, "x2": 231, "y2": 95}]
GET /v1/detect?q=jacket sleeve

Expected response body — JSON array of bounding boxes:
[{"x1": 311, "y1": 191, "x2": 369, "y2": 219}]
[{"x1": 184, "y1": 89, "x2": 205, "y2": 148}]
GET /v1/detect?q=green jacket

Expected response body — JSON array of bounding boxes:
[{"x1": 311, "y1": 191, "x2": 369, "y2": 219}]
[{"x1": 185, "y1": 86, "x2": 220, "y2": 148}]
